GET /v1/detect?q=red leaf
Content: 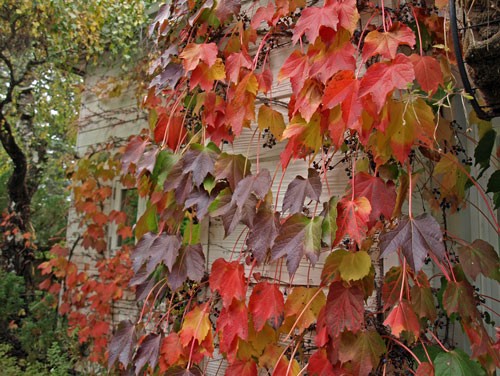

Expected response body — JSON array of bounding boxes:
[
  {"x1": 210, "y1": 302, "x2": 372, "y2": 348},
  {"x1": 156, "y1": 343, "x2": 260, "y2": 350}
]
[
  {"x1": 225, "y1": 359, "x2": 258, "y2": 376},
  {"x1": 362, "y1": 22, "x2": 415, "y2": 60},
  {"x1": 209, "y1": 258, "x2": 247, "y2": 307},
  {"x1": 334, "y1": 196, "x2": 371, "y2": 246},
  {"x1": 179, "y1": 43, "x2": 218, "y2": 71},
  {"x1": 154, "y1": 111, "x2": 187, "y2": 150},
  {"x1": 226, "y1": 51, "x2": 253, "y2": 83},
  {"x1": 327, "y1": 0, "x2": 360, "y2": 33},
  {"x1": 380, "y1": 214, "x2": 445, "y2": 272},
  {"x1": 283, "y1": 168, "x2": 322, "y2": 214},
  {"x1": 323, "y1": 70, "x2": 362, "y2": 129},
  {"x1": 410, "y1": 54, "x2": 444, "y2": 93},
  {"x1": 292, "y1": 4, "x2": 339, "y2": 44},
  {"x1": 159, "y1": 333, "x2": 184, "y2": 371},
  {"x1": 293, "y1": 79, "x2": 323, "y2": 122},
  {"x1": 456, "y1": 239, "x2": 500, "y2": 281},
  {"x1": 217, "y1": 300, "x2": 249, "y2": 357},
  {"x1": 338, "y1": 330, "x2": 386, "y2": 376},
  {"x1": 249, "y1": 282, "x2": 284, "y2": 331},
  {"x1": 278, "y1": 50, "x2": 310, "y2": 93},
  {"x1": 325, "y1": 282, "x2": 364, "y2": 337},
  {"x1": 383, "y1": 301, "x2": 421, "y2": 338},
  {"x1": 416, "y1": 362, "x2": 434, "y2": 376},
  {"x1": 308, "y1": 349, "x2": 336, "y2": 376},
  {"x1": 350, "y1": 172, "x2": 396, "y2": 226},
  {"x1": 309, "y1": 36, "x2": 357, "y2": 83},
  {"x1": 359, "y1": 54, "x2": 415, "y2": 113}
]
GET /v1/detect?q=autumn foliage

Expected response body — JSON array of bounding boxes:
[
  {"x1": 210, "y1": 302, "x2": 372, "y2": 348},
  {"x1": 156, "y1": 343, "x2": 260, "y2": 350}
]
[{"x1": 40, "y1": 0, "x2": 500, "y2": 374}]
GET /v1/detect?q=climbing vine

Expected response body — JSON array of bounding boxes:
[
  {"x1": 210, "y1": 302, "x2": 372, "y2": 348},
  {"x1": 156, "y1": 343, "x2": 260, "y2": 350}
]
[{"x1": 42, "y1": 0, "x2": 500, "y2": 374}]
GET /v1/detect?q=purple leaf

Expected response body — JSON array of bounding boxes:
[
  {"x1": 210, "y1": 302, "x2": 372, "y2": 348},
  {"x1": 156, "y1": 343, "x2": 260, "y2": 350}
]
[
  {"x1": 271, "y1": 214, "x2": 322, "y2": 275},
  {"x1": 108, "y1": 320, "x2": 136, "y2": 368},
  {"x1": 214, "y1": 152, "x2": 251, "y2": 191},
  {"x1": 147, "y1": 233, "x2": 182, "y2": 273},
  {"x1": 168, "y1": 244, "x2": 206, "y2": 290},
  {"x1": 233, "y1": 169, "x2": 272, "y2": 208},
  {"x1": 134, "y1": 334, "x2": 161, "y2": 375},
  {"x1": 247, "y1": 206, "x2": 280, "y2": 262},
  {"x1": 122, "y1": 137, "x2": 148, "y2": 173},
  {"x1": 283, "y1": 168, "x2": 322, "y2": 214},
  {"x1": 184, "y1": 188, "x2": 214, "y2": 220},
  {"x1": 182, "y1": 143, "x2": 219, "y2": 186},
  {"x1": 379, "y1": 213, "x2": 445, "y2": 272}
]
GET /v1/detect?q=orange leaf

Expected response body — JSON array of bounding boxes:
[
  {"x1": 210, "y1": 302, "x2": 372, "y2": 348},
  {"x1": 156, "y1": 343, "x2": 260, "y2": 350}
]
[
  {"x1": 179, "y1": 43, "x2": 218, "y2": 72},
  {"x1": 179, "y1": 303, "x2": 212, "y2": 346},
  {"x1": 383, "y1": 301, "x2": 421, "y2": 338},
  {"x1": 362, "y1": 22, "x2": 415, "y2": 60}
]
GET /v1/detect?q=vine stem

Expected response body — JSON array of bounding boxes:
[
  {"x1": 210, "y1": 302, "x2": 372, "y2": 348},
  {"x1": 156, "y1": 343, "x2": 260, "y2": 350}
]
[
  {"x1": 136, "y1": 278, "x2": 168, "y2": 324},
  {"x1": 382, "y1": 335, "x2": 421, "y2": 365},
  {"x1": 410, "y1": 5, "x2": 424, "y2": 56},
  {"x1": 419, "y1": 338, "x2": 433, "y2": 365},
  {"x1": 407, "y1": 160, "x2": 413, "y2": 219},
  {"x1": 427, "y1": 330, "x2": 449, "y2": 352}
]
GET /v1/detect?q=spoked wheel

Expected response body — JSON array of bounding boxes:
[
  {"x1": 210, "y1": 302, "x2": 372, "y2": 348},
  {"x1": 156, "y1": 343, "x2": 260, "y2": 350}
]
[{"x1": 449, "y1": 0, "x2": 500, "y2": 119}]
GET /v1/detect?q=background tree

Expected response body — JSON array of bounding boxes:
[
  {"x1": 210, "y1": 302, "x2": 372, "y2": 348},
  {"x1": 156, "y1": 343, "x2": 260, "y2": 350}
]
[{"x1": 0, "y1": 0, "x2": 149, "y2": 287}]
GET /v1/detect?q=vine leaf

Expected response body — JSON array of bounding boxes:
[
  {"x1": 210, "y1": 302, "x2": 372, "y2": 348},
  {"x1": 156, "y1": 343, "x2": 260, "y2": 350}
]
[
  {"x1": 179, "y1": 42, "x2": 218, "y2": 71},
  {"x1": 215, "y1": 0, "x2": 242, "y2": 23},
  {"x1": 325, "y1": 281, "x2": 364, "y2": 337},
  {"x1": 411, "y1": 272, "x2": 436, "y2": 320},
  {"x1": 108, "y1": 320, "x2": 136, "y2": 368},
  {"x1": 217, "y1": 300, "x2": 249, "y2": 358},
  {"x1": 159, "y1": 333, "x2": 184, "y2": 371},
  {"x1": 225, "y1": 359, "x2": 258, "y2": 376},
  {"x1": 334, "y1": 196, "x2": 371, "y2": 246},
  {"x1": 309, "y1": 35, "x2": 356, "y2": 83},
  {"x1": 442, "y1": 281, "x2": 477, "y2": 320},
  {"x1": 179, "y1": 304, "x2": 212, "y2": 346},
  {"x1": 282, "y1": 168, "x2": 322, "y2": 214},
  {"x1": 379, "y1": 213, "x2": 445, "y2": 272},
  {"x1": 326, "y1": 0, "x2": 360, "y2": 33},
  {"x1": 362, "y1": 22, "x2": 415, "y2": 60},
  {"x1": 271, "y1": 214, "x2": 322, "y2": 275},
  {"x1": 293, "y1": 79, "x2": 323, "y2": 122},
  {"x1": 350, "y1": 172, "x2": 396, "y2": 226},
  {"x1": 132, "y1": 232, "x2": 182, "y2": 275},
  {"x1": 321, "y1": 196, "x2": 338, "y2": 248},
  {"x1": 209, "y1": 259, "x2": 247, "y2": 307},
  {"x1": 416, "y1": 362, "x2": 435, "y2": 376},
  {"x1": 322, "y1": 70, "x2": 362, "y2": 129},
  {"x1": 214, "y1": 153, "x2": 251, "y2": 191},
  {"x1": 190, "y1": 59, "x2": 226, "y2": 91},
  {"x1": 434, "y1": 349, "x2": 486, "y2": 376},
  {"x1": 292, "y1": 4, "x2": 339, "y2": 44},
  {"x1": 338, "y1": 251, "x2": 372, "y2": 282},
  {"x1": 359, "y1": 54, "x2": 415, "y2": 112},
  {"x1": 184, "y1": 188, "x2": 213, "y2": 220},
  {"x1": 383, "y1": 301, "x2": 420, "y2": 338},
  {"x1": 122, "y1": 136, "x2": 148, "y2": 173},
  {"x1": 258, "y1": 105, "x2": 286, "y2": 140},
  {"x1": 284, "y1": 287, "x2": 326, "y2": 333},
  {"x1": 246, "y1": 205, "x2": 280, "y2": 263},
  {"x1": 248, "y1": 282, "x2": 284, "y2": 331},
  {"x1": 308, "y1": 349, "x2": 336, "y2": 375},
  {"x1": 474, "y1": 129, "x2": 496, "y2": 174},
  {"x1": 226, "y1": 51, "x2": 252, "y2": 83},
  {"x1": 321, "y1": 248, "x2": 348, "y2": 285},
  {"x1": 457, "y1": 239, "x2": 500, "y2": 281},
  {"x1": 338, "y1": 330, "x2": 387, "y2": 376},
  {"x1": 233, "y1": 169, "x2": 272, "y2": 208},
  {"x1": 182, "y1": 143, "x2": 220, "y2": 186},
  {"x1": 134, "y1": 333, "x2": 161, "y2": 375},
  {"x1": 278, "y1": 50, "x2": 309, "y2": 93},
  {"x1": 168, "y1": 244, "x2": 205, "y2": 290},
  {"x1": 410, "y1": 54, "x2": 444, "y2": 93}
]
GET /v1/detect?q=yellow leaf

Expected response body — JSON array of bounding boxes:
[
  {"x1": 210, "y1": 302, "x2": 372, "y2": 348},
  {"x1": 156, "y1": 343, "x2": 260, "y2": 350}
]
[
  {"x1": 338, "y1": 251, "x2": 372, "y2": 282},
  {"x1": 258, "y1": 105, "x2": 286, "y2": 140},
  {"x1": 179, "y1": 303, "x2": 211, "y2": 346}
]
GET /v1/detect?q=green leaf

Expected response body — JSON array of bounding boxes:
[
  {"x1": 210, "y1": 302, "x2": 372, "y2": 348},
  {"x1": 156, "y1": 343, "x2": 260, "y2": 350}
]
[
  {"x1": 135, "y1": 203, "x2": 158, "y2": 240},
  {"x1": 321, "y1": 196, "x2": 338, "y2": 247},
  {"x1": 474, "y1": 129, "x2": 496, "y2": 174},
  {"x1": 321, "y1": 248, "x2": 348, "y2": 285},
  {"x1": 434, "y1": 349, "x2": 485, "y2": 376},
  {"x1": 338, "y1": 251, "x2": 372, "y2": 282},
  {"x1": 486, "y1": 170, "x2": 500, "y2": 195},
  {"x1": 152, "y1": 150, "x2": 179, "y2": 186}
]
